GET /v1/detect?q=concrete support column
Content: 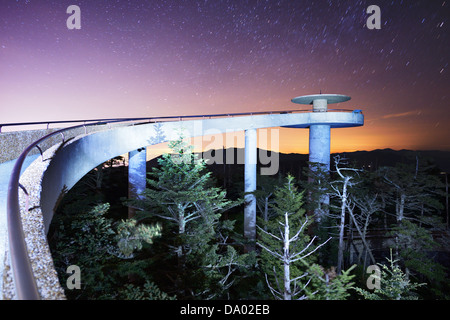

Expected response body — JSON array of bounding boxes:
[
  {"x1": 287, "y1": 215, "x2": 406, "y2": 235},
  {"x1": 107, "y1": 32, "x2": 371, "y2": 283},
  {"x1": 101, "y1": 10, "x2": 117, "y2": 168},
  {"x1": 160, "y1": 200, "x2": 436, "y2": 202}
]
[
  {"x1": 309, "y1": 124, "x2": 331, "y2": 221},
  {"x1": 309, "y1": 124, "x2": 331, "y2": 171},
  {"x1": 244, "y1": 128, "x2": 257, "y2": 244},
  {"x1": 312, "y1": 98, "x2": 328, "y2": 112},
  {"x1": 128, "y1": 147, "x2": 147, "y2": 218}
]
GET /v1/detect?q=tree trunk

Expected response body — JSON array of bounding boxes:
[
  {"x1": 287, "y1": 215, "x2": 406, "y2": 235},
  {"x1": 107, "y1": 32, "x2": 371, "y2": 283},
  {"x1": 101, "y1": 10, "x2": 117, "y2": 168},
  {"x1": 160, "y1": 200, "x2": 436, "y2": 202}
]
[
  {"x1": 394, "y1": 193, "x2": 405, "y2": 260},
  {"x1": 348, "y1": 206, "x2": 376, "y2": 266},
  {"x1": 264, "y1": 196, "x2": 270, "y2": 222},
  {"x1": 176, "y1": 209, "x2": 187, "y2": 271},
  {"x1": 337, "y1": 178, "x2": 349, "y2": 274},
  {"x1": 176, "y1": 210, "x2": 187, "y2": 296},
  {"x1": 283, "y1": 212, "x2": 292, "y2": 300},
  {"x1": 398, "y1": 193, "x2": 405, "y2": 222},
  {"x1": 283, "y1": 261, "x2": 291, "y2": 300},
  {"x1": 348, "y1": 214, "x2": 354, "y2": 265},
  {"x1": 95, "y1": 164, "x2": 103, "y2": 189}
]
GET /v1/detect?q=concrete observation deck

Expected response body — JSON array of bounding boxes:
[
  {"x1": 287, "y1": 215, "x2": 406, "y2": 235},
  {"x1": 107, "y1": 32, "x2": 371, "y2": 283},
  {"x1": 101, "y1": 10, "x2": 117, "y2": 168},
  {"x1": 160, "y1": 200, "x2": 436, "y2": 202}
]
[
  {"x1": 287, "y1": 93, "x2": 358, "y2": 128},
  {"x1": 288, "y1": 94, "x2": 361, "y2": 170},
  {"x1": 281, "y1": 110, "x2": 363, "y2": 128}
]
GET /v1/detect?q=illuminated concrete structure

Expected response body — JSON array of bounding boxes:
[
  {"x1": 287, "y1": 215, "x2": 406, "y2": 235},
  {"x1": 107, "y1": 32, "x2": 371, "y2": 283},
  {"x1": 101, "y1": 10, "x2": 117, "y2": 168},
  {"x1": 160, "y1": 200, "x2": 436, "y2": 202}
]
[
  {"x1": 3, "y1": 107, "x2": 364, "y2": 298},
  {"x1": 244, "y1": 128, "x2": 257, "y2": 242},
  {"x1": 289, "y1": 94, "x2": 354, "y2": 170},
  {"x1": 287, "y1": 93, "x2": 361, "y2": 220},
  {"x1": 128, "y1": 147, "x2": 147, "y2": 218}
]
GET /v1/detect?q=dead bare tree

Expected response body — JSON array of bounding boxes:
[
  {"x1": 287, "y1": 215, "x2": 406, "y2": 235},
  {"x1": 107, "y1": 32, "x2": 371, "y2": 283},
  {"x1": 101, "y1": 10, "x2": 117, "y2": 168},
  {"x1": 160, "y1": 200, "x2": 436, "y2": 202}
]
[
  {"x1": 346, "y1": 197, "x2": 377, "y2": 267},
  {"x1": 352, "y1": 194, "x2": 381, "y2": 267},
  {"x1": 257, "y1": 215, "x2": 331, "y2": 300},
  {"x1": 330, "y1": 155, "x2": 362, "y2": 274}
]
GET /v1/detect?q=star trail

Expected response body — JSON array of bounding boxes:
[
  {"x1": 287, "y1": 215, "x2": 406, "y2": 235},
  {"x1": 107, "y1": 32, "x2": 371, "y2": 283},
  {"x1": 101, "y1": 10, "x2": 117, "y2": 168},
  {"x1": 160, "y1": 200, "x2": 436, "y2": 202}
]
[{"x1": 0, "y1": 0, "x2": 449, "y2": 152}]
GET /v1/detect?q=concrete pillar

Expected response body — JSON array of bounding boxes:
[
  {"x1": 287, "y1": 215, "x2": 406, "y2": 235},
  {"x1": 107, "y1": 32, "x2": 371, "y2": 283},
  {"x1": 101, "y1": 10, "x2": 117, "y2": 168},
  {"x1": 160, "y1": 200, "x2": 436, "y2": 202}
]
[
  {"x1": 244, "y1": 128, "x2": 257, "y2": 244},
  {"x1": 312, "y1": 98, "x2": 328, "y2": 112},
  {"x1": 128, "y1": 147, "x2": 147, "y2": 218},
  {"x1": 309, "y1": 124, "x2": 331, "y2": 221},
  {"x1": 309, "y1": 125, "x2": 331, "y2": 171}
]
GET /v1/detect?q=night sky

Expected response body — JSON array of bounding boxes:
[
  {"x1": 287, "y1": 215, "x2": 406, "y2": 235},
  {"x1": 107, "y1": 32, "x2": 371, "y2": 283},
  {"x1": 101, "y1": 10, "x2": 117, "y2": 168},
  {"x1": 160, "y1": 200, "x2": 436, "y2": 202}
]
[{"x1": 0, "y1": 1, "x2": 449, "y2": 153}]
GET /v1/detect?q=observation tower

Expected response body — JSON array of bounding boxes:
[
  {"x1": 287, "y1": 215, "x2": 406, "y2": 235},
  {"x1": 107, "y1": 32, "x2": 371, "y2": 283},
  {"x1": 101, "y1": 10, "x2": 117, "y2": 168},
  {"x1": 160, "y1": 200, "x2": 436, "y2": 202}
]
[{"x1": 288, "y1": 93, "x2": 362, "y2": 171}]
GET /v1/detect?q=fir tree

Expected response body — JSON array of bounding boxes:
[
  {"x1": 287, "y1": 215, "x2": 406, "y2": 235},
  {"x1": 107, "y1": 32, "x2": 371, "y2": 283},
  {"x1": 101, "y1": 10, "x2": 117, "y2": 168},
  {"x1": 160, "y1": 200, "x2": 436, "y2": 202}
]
[
  {"x1": 380, "y1": 158, "x2": 448, "y2": 297},
  {"x1": 304, "y1": 264, "x2": 356, "y2": 300},
  {"x1": 388, "y1": 219, "x2": 447, "y2": 296},
  {"x1": 118, "y1": 280, "x2": 176, "y2": 300},
  {"x1": 126, "y1": 135, "x2": 250, "y2": 298},
  {"x1": 115, "y1": 218, "x2": 162, "y2": 258},
  {"x1": 301, "y1": 161, "x2": 332, "y2": 222},
  {"x1": 355, "y1": 250, "x2": 426, "y2": 300},
  {"x1": 257, "y1": 175, "x2": 331, "y2": 300},
  {"x1": 50, "y1": 202, "x2": 162, "y2": 299}
]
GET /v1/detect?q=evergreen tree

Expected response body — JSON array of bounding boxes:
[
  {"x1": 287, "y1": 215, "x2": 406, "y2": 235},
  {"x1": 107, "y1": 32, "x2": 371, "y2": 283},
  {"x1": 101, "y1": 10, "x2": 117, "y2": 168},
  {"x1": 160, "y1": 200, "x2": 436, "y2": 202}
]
[
  {"x1": 257, "y1": 175, "x2": 331, "y2": 300},
  {"x1": 50, "y1": 202, "x2": 163, "y2": 299},
  {"x1": 126, "y1": 136, "x2": 251, "y2": 298},
  {"x1": 304, "y1": 264, "x2": 356, "y2": 300},
  {"x1": 380, "y1": 159, "x2": 444, "y2": 223},
  {"x1": 388, "y1": 219, "x2": 447, "y2": 296},
  {"x1": 118, "y1": 280, "x2": 176, "y2": 300},
  {"x1": 355, "y1": 251, "x2": 426, "y2": 300},
  {"x1": 379, "y1": 158, "x2": 448, "y2": 297},
  {"x1": 301, "y1": 161, "x2": 332, "y2": 223},
  {"x1": 253, "y1": 174, "x2": 278, "y2": 224},
  {"x1": 115, "y1": 218, "x2": 162, "y2": 258}
]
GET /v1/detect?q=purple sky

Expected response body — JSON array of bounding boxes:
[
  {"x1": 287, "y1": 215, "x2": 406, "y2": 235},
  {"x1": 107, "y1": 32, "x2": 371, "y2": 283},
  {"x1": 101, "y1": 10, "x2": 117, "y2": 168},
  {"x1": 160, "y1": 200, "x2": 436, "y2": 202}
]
[{"x1": 1, "y1": 0, "x2": 449, "y2": 153}]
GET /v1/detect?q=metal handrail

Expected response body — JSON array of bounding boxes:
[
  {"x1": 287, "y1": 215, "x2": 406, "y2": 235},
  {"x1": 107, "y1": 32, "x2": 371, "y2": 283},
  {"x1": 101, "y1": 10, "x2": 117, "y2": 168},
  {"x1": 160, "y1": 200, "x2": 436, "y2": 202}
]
[
  {"x1": 0, "y1": 108, "x2": 359, "y2": 132},
  {"x1": 5, "y1": 108, "x2": 360, "y2": 299},
  {"x1": 7, "y1": 120, "x2": 114, "y2": 299}
]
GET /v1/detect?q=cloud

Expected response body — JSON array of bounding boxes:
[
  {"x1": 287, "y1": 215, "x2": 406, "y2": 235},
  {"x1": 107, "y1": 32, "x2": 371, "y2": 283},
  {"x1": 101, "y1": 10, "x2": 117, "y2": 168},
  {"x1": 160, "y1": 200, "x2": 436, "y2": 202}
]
[{"x1": 381, "y1": 110, "x2": 421, "y2": 119}]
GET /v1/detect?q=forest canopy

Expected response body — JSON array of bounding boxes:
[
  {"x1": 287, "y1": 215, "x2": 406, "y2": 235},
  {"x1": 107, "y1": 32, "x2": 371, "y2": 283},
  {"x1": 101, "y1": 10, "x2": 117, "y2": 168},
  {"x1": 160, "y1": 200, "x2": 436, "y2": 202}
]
[{"x1": 48, "y1": 138, "x2": 450, "y2": 300}]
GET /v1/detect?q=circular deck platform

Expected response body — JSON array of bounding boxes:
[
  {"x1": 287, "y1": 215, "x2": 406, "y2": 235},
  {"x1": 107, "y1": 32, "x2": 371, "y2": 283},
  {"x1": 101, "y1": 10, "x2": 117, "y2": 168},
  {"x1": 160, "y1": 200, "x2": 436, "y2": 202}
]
[
  {"x1": 282, "y1": 110, "x2": 363, "y2": 128},
  {"x1": 291, "y1": 94, "x2": 351, "y2": 105}
]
